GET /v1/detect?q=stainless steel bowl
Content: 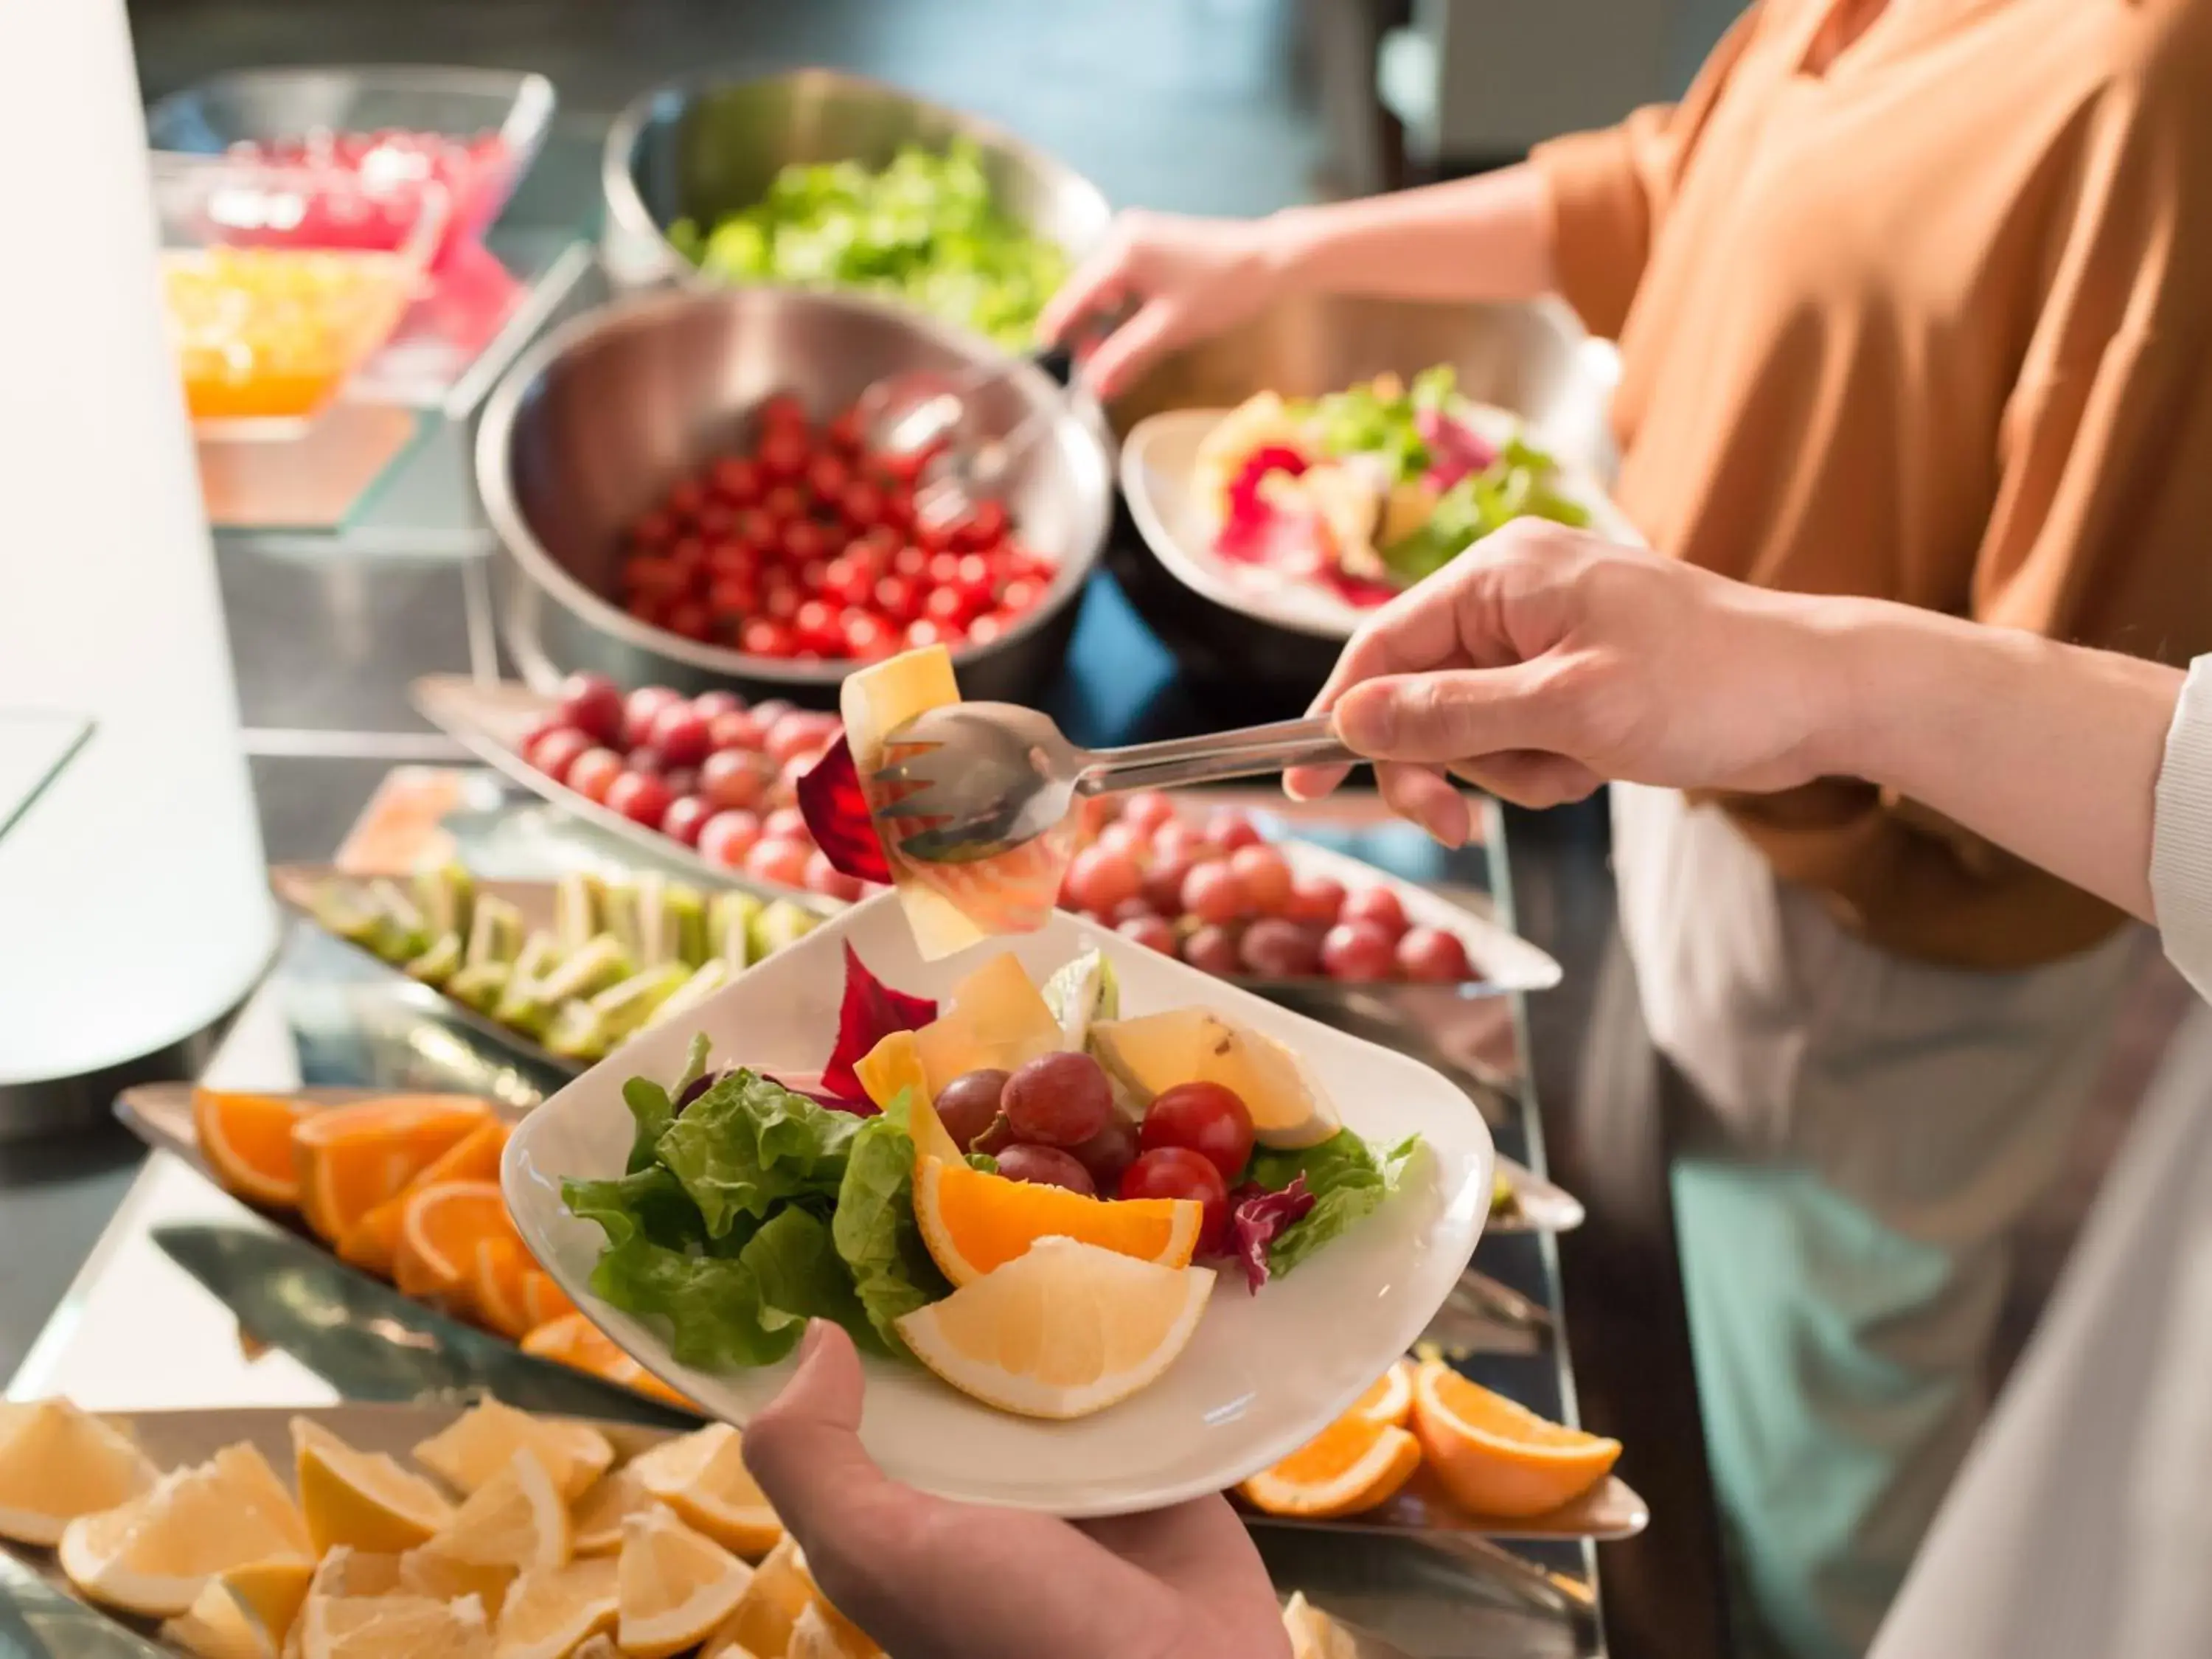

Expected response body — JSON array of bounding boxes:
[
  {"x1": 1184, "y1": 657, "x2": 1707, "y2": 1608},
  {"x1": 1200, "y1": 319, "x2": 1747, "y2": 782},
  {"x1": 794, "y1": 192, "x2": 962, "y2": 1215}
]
[
  {"x1": 1102, "y1": 293, "x2": 1618, "y2": 702},
  {"x1": 601, "y1": 67, "x2": 1112, "y2": 294},
  {"x1": 476, "y1": 285, "x2": 1113, "y2": 706}
]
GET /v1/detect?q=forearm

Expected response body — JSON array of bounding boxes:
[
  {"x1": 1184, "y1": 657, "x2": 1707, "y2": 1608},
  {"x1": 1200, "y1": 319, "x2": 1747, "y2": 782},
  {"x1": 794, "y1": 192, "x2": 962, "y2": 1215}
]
[
  {"x1": 1260, "y1": 164, "x2": 1556, "y2": 308},
  {"x1": 1806, "y1": 599, "x2": 2183, "y2": 923}
]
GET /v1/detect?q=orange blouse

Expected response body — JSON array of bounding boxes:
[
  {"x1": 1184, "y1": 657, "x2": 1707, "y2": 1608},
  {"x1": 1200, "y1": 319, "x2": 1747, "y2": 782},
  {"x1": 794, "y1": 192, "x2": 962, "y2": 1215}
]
[{"x1": 1534, "y1": 0, "x2": 2212, "y2": 970}]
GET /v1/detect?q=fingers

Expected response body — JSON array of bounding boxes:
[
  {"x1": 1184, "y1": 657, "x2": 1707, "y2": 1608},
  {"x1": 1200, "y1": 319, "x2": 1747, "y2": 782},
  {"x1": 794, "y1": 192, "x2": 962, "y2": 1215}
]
[
  {"x1": 1332, "y1": 664, "x2": 1573, "y2": 765},
  {"x1": 742, "y1": 1321, "x2": 901, "y2": 1549},
  {"x1": 1039, "y1": 226, "x2": 1133, "y2": 346},
  {"x1": 1375, "y1": 762, "x2": 1473, "y2": 847},
  {"x1": 1449, "y1": 752, "x2": 1603, "y2": 809},
  {"x1": 1078, "y1": 298, "x2": 1185, "y2": 400},
  {"x1": 1281, "y1": 758, "x2": 1352, "y2": 801}
]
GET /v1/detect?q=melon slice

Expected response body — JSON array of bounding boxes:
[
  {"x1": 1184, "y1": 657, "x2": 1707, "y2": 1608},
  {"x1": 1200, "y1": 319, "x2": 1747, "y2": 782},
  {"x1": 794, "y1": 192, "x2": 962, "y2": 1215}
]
[
  {"x1": 912, "y1": 954, "x2": 1065, "y2": 1096},
  {"x1": 1090, "y1": 1009, "x2": 1340, "y2": 1149}
]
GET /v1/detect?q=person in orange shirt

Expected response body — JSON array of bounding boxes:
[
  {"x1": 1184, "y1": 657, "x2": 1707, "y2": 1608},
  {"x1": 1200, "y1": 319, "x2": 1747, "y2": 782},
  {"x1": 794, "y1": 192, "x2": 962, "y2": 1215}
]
[{"x1": 1046, "y1": 1, "x2": 2212, "y2": 1652}]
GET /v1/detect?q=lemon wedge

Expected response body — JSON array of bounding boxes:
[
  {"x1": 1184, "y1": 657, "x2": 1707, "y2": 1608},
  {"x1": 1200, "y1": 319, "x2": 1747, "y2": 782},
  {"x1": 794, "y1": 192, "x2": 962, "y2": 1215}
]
[
  {"x1": 616, "y1": 1508, "x2": 751, "y2": 1659},
  {"x1": 292, "y1": 1419, "x2": 453, "y2": 1556},
  {"x1": 413, "y1": 1401, "x2": 613, "y2": 1504},
  {"x1": 627, "y1": 1427, "x2": 782, "y2": 1559},
  {"x1": 0, "y1": 1399, "x2": 158, "y2": 1546}
]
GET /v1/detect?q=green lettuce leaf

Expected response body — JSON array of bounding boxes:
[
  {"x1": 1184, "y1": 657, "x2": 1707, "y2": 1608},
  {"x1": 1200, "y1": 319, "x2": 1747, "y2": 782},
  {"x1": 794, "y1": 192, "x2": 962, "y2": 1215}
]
[
  {"x1": 655, "y1": 1070, "x2": 863, "y2": 1238},
  {"x1": 830, "y1": 1091, "x2": 952, "y2": 1354},
  {"x1": 582, "y1": 1208, "x2": 858, "y2": 1371},
  {"x1": 563, "y1": 1166, "x2": 712, "y2": 1255},
  {"x1": 1246, "y1": 1130, "x2": 1425, "y2": 1276}
]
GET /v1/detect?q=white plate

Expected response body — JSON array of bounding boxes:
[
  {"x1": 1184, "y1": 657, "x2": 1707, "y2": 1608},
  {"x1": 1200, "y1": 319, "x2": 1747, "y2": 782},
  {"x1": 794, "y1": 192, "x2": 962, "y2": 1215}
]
[
  {"x1": 1121, "y1": 408, "x2": 1644, "y2": 642},
  {"x1": 505, "y1": 888, "x2": 1495, "y2": 1517}
]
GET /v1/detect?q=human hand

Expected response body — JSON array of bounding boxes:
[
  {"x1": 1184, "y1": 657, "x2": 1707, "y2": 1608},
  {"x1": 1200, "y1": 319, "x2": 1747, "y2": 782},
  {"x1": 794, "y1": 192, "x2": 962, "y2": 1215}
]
[
  {"x1": 1284, "y1": 521, "x2": 1852, "y2": 844},
  {"x1": 742, "y1": 1321, "x2": 1293, "y2": 1659},
  {"x1": 1040, "y1": 209, "x2": 1290, "y2": 398}
]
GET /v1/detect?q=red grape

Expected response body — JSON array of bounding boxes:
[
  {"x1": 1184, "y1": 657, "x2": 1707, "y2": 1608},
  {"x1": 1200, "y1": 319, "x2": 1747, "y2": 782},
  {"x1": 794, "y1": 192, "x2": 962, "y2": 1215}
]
[
  {"x1": 1340, "y1": 886, "x2": 1409, "y2": 941},
  {"x1": 692, "y1": 689, "x2": 741, "y2": 721},
  {"x1": 697, "y1": 809, "x2": 762, "y2": 869},
  {"x1": 1141, "y1": 853, "x2": 1197, "y2": 917},
  {"x1": 1397, "y1": 925, "x2": 1475, "y2": 983},
  {"x1": 526, "y1": 726, "x2": 594, "y2": 785},
  {"x1": 994, "y1": 1145, "x2": 1095, "y2": 1196},
  {"x1": 648, "y1": 701, "x2": 713, "y2": 768},
  {"x1": 1121, "y1": 791, "x2": 1178, "y2": 835},
  {"x1": 1180, "y1": 863, "x2": 1247, "y2": 925},
  {"x1": 556, "y1": 673, "x2": 625, "y2": 745},
  {"x1": 566, "y1": 747, "x2": 625, "y2": 804},
  {"x1": 605, "y1": 770, "x2": 675, "y2": 827},
  {"x1": 660, "y1": 795, "x2": 714, "y2": 846},
  {"x1": 1228, "y1": 844, "x2": 1293, "y2": 915},
  {"x1": 1116, "y1": 915, "x2": 1178, "y2": 954},
  {"x1": 935, "y1": 1069, "x2": 1009, "y2": 1150},
  {"x1": 1152, "y1": 821, "x2": 1217, "y2": 869},
  {"x1": 709, "y1": 708, "x2": 766, "y2": 752},
  {"x1": 622, "y1": 686, "x2": 681, "y2": 750},
  {"x1": 1119, "y1": 1148, "x2": 1229, "y2": 1253},
  {"x1": 1068, "y1": 1116, "x2": 1141, "y2": 1189},
  {"x1": 744, "y1": 836, "x2": 813, "y2": 889},
  {"x1": 1180, "y1": 923, "x2": 1244, "y2": 977},
  {"x1": 1108, "y1": 897, "x2": 1159, "y2": 928},
  {"x1": 1064, "y1": 845, "x2": 1143, "y2": 917},
  {"x1": 1093, "y1": 821, "x2": 1148, "y2": 861},
  {"x1": 1284, "y1": 872, "x2": 1346, "y2": 925},
  {"x1": 1001, "y1": 1051, "x2": 1113, "y2": 1148},
  {"x1": 1239, "y1": 917, "x2": 1324, "y2": 978},
  {"x1": 765, "y1": 712, "x2": 835, "y2": 767},
  {"x1": 1208, "y1": 810, "x2": 1262, "y2": 852},
  {"x1": 625, "y1": 745, "x2": 667, "y2": 776},
  {"x1": 1140, "y1": 1082, "x2": 1254, "y2": 1183},
  {"x1": 663, "y1": 766, "x2": 700, "y2": 799},
  {"x1": 802, "y1": 849, "x2": 865, "y2": 902},
  {"x1": 1321, "y1": 920, "x2": 1397, "y2": 982},
  {"x1": 700, "y1": 748, "x2": 768, "y2": 813}
]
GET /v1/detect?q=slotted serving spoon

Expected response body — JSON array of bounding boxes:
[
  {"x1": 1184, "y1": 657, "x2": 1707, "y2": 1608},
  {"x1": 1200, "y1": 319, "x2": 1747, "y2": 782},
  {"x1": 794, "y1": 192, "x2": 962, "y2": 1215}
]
[{"x1": 869, "y1": 703, "x2": 1356, "y2": 863}]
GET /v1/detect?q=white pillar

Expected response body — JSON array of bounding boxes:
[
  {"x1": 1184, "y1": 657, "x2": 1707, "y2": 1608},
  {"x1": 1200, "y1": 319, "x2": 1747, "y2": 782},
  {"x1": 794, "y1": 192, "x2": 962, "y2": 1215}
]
[{"x1": 0, "y1": 0, "x2": 276, "y2": 1110}]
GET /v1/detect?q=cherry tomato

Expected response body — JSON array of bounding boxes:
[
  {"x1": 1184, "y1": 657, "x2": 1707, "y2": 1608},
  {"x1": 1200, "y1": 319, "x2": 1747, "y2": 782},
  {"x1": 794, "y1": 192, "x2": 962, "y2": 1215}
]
[
  {"x1": 739, "y1": 617, "x2": 798, "y2": 657},
  {"x1": 736, "y1": 508, "x2": 779, "y2": 555},
  {"x1": 958, "y1": 498, "x2": 1009, "y2": 549},
  {"x1": 659, "y1": 794, "x2": 714, "y2": 847},
  {"x1": 998, "y1": 577, "x2": 1043, "y2": 616},
  {"x1": 1119, "y1": 1148, "x2": 1229, "y2": 1253},
  {"x1": 921, "y1": 585, "x2": 971, "y2": 627},
  {"x1": 782, "y1": 519, "x2": 830, "y2": 566},
  {"x1": 842, "y1": 611, "x2": 896, "y2": 660},
  {"x1": 662, "y1": 601, "x2": 713, "y2": 641},
  {"x1": 757, "y1": 429, "x2": 807, "y2": 484},
  {"x1": 706, "y1": 574, "x2": 759, "y2": 618},
  {"x1": 709, "y1": 456, "x2": 761, "y2": 506},
  {"x1": 762, "y1": 483, "x2": 806, "y2": 522},
  {"x1": 791, "y1": 599, "x2": 841, "y2": 655},
  {"x1": 1140, "y1": 1082, "x2": 1255, "y2": 1183},
  {"x1": 630, "y1": 509, "x2": 675, "y2": 550},
  {"x1": 904, "y1": 618, "x2": 964, "y2": 651},
  {"x1": 841, "y1": 479, "x2": 886, "y2": 531},
  {"x1": 666, "y1": 479, "x2": 706, "y2": 521},
  {"x1": 891, "y1": 543, "x2": 930, "y2": 581},
  {"x1": 872, "y1": 574, "x2": 920, "y2": 623},
  {"x1": 824, "y1": 408, "x2": 866, "y2": 453},
  {"x1": 605, "y1": 770, "x2": 675, "y2": 827},
  {"x1": 804, "y1": 453, "x2": 850, "y2": 504},
  {"x1": 697, "y1": 809, "x2": 762, "y2": 869}
]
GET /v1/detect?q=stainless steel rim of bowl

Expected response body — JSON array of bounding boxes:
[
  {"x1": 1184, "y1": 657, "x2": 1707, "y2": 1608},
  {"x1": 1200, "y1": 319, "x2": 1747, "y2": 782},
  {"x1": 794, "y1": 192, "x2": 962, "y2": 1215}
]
[
  {"x1": 600, "y1": 65, "x2": 1111, "y2": 291},
  {"x1": 473, "y1": 284, "x2": 1113, "y2": 689}
]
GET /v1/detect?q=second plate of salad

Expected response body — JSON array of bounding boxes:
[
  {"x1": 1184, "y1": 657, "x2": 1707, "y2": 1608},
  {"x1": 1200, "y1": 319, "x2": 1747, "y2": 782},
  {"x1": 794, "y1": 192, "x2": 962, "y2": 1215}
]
[
  {"x1": 1122, "y1": 366, "x2": 1641, "y2": 640},
  {"x1": 504, "y1": 889, "x2": 1494, "y2": 1517}
]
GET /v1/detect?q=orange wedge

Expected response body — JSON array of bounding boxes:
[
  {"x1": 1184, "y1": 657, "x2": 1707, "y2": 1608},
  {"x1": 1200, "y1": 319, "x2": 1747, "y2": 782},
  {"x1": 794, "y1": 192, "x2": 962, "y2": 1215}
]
[
  {"x1": 195, "y1": 1091, "x2": 313, "y2": 1209},
  {"x1": 1410, "y1": 1360, "x2": 1620, "y2": 1517},
  {"x1": 292, "y1": 1096, "x2": 491, "y2": 1244},
  {"x1": 911, "y1": 1156, "x2": 1200, "y2": 1286},
  {"x1": 1237, "y1": 1411, "x2": 1422, "y2": 1518},
  {"x1": 520, "y1": 1316, "x2": 693, "y2": 1410},
  {"x1": 338, "y1": 1122, "x2": 510, "y2": 1279},
  {"x1": 468, "y1": 1235, "x2": 537, "y2": 1340},
  {"x1": 1351, "y1": 1360, "x2": 1415, "y2": 1430},
  {"x1": 521, "y1": 1273, "x2": 577, "y2": 1331},
  {"x1": 392, "y1": 1181, "x2": 514, "y2": 1304}
]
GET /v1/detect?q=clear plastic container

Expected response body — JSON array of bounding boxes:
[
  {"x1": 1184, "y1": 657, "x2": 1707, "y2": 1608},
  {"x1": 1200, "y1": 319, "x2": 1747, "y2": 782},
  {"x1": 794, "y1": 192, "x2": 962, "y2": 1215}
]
[
  {"x1": 145, "y1": 66, "x2": 556, "y2": 265},
  {"x1": 151, "y1": 154, "x2": 446, "y2": 437}
]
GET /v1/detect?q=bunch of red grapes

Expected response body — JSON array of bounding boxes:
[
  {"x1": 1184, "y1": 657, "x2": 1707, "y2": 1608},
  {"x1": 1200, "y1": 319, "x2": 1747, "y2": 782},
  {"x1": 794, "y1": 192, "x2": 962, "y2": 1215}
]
[
  {"x1": 616, "y1": 393, "x2": 1058, "y2": 661},
  {"x1": 1062, "y1": 791, "x2": 1477, "y2": 984},
  {"x1": 935, "y1": 1051, "x2": 1257, "y2": 1251},
  {"x1": 518, "y1": 673, "x2": 872, "y2": 901}
]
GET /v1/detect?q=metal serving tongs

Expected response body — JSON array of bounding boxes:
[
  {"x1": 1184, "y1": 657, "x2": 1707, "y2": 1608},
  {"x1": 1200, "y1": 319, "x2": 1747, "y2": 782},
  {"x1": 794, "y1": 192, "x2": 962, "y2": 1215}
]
[
  {"x1": 855, "y1": 344, "x2": 1082, "y2": 529},
  {"x1": 869, "y1": 704, "x2": 1356, "y2": 865}
]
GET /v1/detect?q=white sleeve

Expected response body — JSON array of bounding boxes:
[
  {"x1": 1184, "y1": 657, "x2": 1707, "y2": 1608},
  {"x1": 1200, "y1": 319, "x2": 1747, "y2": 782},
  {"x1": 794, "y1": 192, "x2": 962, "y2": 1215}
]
[{"x1": 2152, "y1": 656, "x2": 2212, "y2": 1000}]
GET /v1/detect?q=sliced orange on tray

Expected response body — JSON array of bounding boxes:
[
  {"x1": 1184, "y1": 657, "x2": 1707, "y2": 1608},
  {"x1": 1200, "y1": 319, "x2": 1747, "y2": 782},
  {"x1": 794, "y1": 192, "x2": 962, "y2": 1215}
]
[
  {"x1": 521, "y1": 1315, "x2": 695, "y2": 1410},
  {"x1": 337, "y1": 1120, "x2": 511, "y2": 1280},
  {"x1": 1352, "y1": 1358, "x2": 1416, "y2": 1430},
  {"x1": 1237, "y1": 1409, "x2": 1422, "y2": 1519},
  {"x1": 912, "y1": 1155, "x2": 1200, "y2": 1286},
  {"x1": 392, "y1": 1180, "x2": 513, "y2": 1304},
  {"x1": 291, "y1": 1096, "x2": 491, "y2": 1244},
  {"x1": 1409, "y1": 1360, "x2": 1620, "y2": 1517},
  {"x1": 194, "y1": 1090, "x2": 313, "y2": 1208}
]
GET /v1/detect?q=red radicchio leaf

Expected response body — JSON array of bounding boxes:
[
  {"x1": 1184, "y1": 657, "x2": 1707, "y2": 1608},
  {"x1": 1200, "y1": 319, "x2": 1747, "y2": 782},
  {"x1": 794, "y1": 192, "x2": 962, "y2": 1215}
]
[
  {"x1": 1228, "y1": 1174, "x2": 1316, "y2": 1293},
  {"x1": 1415, "y1": 407, "x2": 1498, "y2": 493},
  {"x1": 797, "y1": 734, "x2": 895, "y2": 885},
  {"x1": 819, "y1": 942, "x2": 937, "y2": 1103},
  {"x1": 1216, "y1": 445, "x2": 1310, "y2": 557}
]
